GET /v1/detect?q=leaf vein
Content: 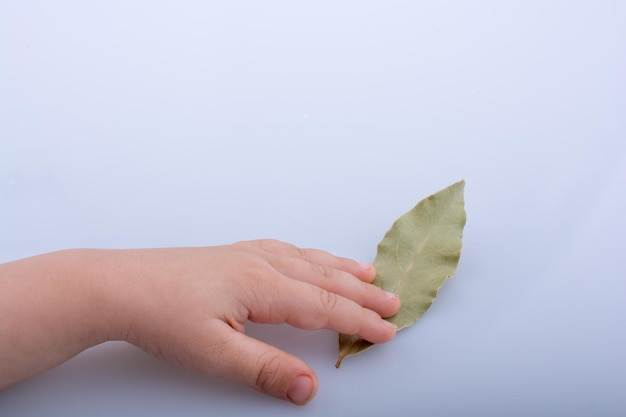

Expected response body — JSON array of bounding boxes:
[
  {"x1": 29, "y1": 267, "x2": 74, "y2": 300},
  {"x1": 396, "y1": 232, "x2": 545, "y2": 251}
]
[{"x1": 391, "y1": 197, "x2": 457, "y2": 294}]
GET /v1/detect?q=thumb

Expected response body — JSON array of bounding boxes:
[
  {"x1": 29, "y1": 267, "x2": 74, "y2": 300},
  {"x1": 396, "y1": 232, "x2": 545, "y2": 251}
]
[{"x1": 208, "y1": 322, "x2": 318, "y2": 405}]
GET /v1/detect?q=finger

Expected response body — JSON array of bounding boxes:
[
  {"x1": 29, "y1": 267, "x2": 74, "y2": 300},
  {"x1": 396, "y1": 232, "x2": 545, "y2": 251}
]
[
  {"x1": 239, "y1": 239, "x2": 376, "y2": 283},
  {"x1": 267, "y1": 255, "x2": 400, "y2": 319},
  {"x1": 251, "y1": 278, "x2": 397, "y2": 344},
  {"x1": 204, "y1": 321, "x2": 318, "y2": 405}
]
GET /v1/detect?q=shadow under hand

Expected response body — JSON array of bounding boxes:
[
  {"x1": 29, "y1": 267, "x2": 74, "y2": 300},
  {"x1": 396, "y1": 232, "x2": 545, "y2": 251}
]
[{"x1": 0, "y1": 324, "x2": 335, "y2": 416}]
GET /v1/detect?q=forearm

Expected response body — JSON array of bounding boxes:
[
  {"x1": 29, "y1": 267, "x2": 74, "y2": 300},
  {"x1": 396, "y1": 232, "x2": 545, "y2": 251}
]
[{"x1": 0, "y1": 249, "x2": 118, "y2": 389}]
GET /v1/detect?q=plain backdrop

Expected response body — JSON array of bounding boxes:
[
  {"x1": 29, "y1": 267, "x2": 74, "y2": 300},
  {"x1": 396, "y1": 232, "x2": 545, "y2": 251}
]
[{"x1": 1, "y1": 1, "x2": 625, "y2": 416}]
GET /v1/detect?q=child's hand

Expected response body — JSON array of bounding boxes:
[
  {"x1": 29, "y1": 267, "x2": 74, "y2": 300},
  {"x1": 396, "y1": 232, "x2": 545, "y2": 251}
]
[
  {"x1": 109, "y1": 240, "x2": 400, "y2": 405},
  {"x1": 0, "y1": 240, "x2": 400, "y2": 405}
]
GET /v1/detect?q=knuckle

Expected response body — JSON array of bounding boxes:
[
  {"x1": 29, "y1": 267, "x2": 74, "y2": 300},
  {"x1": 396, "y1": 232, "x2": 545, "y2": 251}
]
[
  {"x1": 257, "y1": 238, "x2": 281, "y2": 249},
  {"x1": 319, "y1": 289, "x2": 340, "y2": 315},
  {"x1": 311, "y1": 262, "x2": 335, "y2": 282},
  {"x1": 279, "y1": 241, "x2": 308, "y2": 259},
  {"x1": 270, "y1": 240, "x2": 310, "y2": 260},
  {"x1": 247, "y1": 239, "x2": 320, "y2": 264},
  {"x1": 231, "y1": 240, "x2": 256, "y2": 252},
  {"x1": 253, "y1": 239, "x2": 303, "y2": 257},
  {"x1": 235, "y1": 239, "x2": 279, "y2": 251},
  {"x1": 295, "y1": 245, "x2": 310, "y2": 260},
  {"x1": 255, "y1": 351, "x2": 284, "y2": 394}
]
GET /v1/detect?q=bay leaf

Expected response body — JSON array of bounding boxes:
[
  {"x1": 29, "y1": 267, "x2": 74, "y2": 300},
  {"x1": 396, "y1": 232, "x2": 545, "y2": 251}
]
[{"x1": 336, "y1": 180, "x2": 466, "y2": 367}]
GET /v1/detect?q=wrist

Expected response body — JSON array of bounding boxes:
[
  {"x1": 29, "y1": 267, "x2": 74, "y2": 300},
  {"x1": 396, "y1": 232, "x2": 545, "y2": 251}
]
[
  {"x1": 70, "y1": 248, "x2": 139, "y2": 344},
  {"x1": 48, "y1": 249, "x2": 117, "y2": 347}
]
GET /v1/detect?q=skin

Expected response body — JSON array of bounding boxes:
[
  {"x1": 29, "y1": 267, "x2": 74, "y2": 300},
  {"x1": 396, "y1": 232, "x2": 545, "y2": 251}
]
[{"x1": 0, "y1": 239, "x2": 400, "y2": 405}]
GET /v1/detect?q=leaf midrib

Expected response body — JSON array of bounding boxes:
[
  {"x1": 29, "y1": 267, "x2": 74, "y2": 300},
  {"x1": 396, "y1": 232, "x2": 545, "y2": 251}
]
[{"x1": 391, "y1": 194, "x2": 457, "y2": 294}]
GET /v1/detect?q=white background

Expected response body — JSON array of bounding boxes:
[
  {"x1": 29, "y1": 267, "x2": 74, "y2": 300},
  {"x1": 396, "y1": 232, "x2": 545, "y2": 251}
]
[{"x1": 1, "y1": 1, "x2": 625, "y2": 416}]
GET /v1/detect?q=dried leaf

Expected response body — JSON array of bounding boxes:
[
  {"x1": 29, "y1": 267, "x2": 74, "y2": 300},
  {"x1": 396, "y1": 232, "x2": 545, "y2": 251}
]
[{"x1": 336, "y1": 180, "x2": 466, "y2": 367}]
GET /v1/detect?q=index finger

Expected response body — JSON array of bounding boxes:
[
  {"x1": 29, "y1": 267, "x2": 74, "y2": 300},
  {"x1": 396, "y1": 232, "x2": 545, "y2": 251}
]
[{"x1": 249, "y1": 276, "x2": 397, "y2": 344}]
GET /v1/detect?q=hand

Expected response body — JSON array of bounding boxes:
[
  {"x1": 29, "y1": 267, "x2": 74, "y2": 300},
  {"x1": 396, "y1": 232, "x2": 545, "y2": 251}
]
[{"x1": 106, "y1": 240, "x2": 400, "y2": 405}]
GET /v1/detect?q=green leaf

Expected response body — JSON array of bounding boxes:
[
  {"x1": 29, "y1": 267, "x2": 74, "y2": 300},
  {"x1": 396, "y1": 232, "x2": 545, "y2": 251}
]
[{"x1": 336, "y1": 180, "x2": 466, "y2": 368}]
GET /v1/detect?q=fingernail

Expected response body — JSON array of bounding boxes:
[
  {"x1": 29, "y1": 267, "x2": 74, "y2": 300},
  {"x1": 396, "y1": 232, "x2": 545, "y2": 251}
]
[
  {"x1": 287, "y1": 375, "x2": 314, "y2": 405},
  {"x1": 385, "y1": 291, "x2": 399, "y2": 300},
  {"x1": 382, "y1": 319, "x2": 397, "y2": 330},
  {"x1": 359, "y1": 262, "x2": 372, "y2": 271}
]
